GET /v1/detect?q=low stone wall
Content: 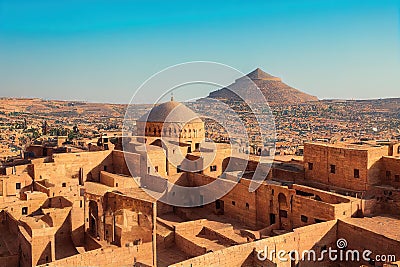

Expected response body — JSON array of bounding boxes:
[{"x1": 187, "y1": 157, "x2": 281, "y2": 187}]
[
  {"x1": 40, "y1": 242, "x2": 153, "y2": 267},
  {"x1": 172, "y1": 220, "x2": 337, "y2": 267},
  {"x1": 174, "y1": 233, "x2": 207, "y2": 257}
]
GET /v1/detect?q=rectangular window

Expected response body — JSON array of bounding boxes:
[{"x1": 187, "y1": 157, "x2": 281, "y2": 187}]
[
  {"x1": 269, "y1": 213, "x2": 276, "y2": 225},
  {"x1": 231, "y1": 201, "x2": 235, "y2": 206},
  {"x1": 210, "y1": 165, "x2": 217, "y2": 172},
  {"x1": 215, "y1": 200, "x2": 222, "y2": 209},
  {"x1": 22, "y1": 207, "x2": 28, "y2": 215},
  {"x1": 386, "y1": 171, "x2": 391, "y2": 180},
  {"x1": 354, "y1": 169, "x2": 360, "y2": 178},
  {"x1": 245, "y1": 203, "x2": 249, "y2": 209},
  {"x1": 301, "y1": 215, "x2": 308, "y2": 223},
  {"x1": 330, "y1": 165, "x2": 336, "y2": 174},
  {"x1": 62, "y1": 182, "x2": 66, "y2": 187},
  {"x1": 16, "y1": 183, "x2": 21, "y2": 190},
  {"x1": 154, "y1": 166, "x2": 159, "y2": 172},
  {"x1": 395, "y1": 175, "x2": 400, "y2": 182},
  {"x1": 308, "y1": 162, "x2": 313, "y2": 170}
]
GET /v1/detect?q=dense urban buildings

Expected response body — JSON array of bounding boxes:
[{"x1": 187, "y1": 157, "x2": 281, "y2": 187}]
[{"x1": 1, "y1": 91, "x2": 400, "y2": 266}]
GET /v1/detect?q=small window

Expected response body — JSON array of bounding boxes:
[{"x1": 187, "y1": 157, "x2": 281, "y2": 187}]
[
  {"x1": 115, "y1": 183, "x2": 118, "y2": 187},
  {"x1": 62, "y1": 182, "x2": 66, "y2": 187},
  {"x1": 80, "y1": 200, "x2": 83, "y2": 208},
  {"x1": 301, "y1": 215, "x2": 308, "y2": 223},
  {"x1": 308, "y1": 162, "x2": 313, "y2": 170},
  {"x1": 22, "y1": 207, "x2": 28, "y2": 215},
  {"x1": 245, "y1": 203, "x2": 249, "y2": 209},
  {"x1": 210, "y1": 165, "x2": 217, "y2": 172},
  {"x1": 147, "y1": 167, "x2": 150, "y2": 173},
  {"x1": 16, "y1": 183, "x2": 21, "y2": 190},
  {"x1": 330, "y1": 165, "x2": 336, "y2": 174},
  {"x1": 232, "y1": 201, "x2": 236, "y2": 206},
  {"x1": 154, "y1": 166, "x2": 159, "y2": 172},
  {"x1": 386, "y1": 171, "x2": 391, "y2": 179},
  {"x1": 103, "y1": 166, "x2": 108, "y2": 172},
  {"x1": 354, "y1": 169, "x2": 360, "y2": 178},
  {"x1": 395, "y1": 175, "x2": 400, "y2": 182},
  {"x1": 271, "y1": 189, "x2": 274, "y2": 196}
]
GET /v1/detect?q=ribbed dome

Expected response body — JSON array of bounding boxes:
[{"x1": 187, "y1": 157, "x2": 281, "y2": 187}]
[{"x1": 138, "y1": 101, "x2": 202, "y2": 123}]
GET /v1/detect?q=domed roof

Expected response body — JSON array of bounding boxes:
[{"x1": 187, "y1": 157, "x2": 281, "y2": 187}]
[{"x1": 137, "y1": 100, "x2": 202, "y2": 123}]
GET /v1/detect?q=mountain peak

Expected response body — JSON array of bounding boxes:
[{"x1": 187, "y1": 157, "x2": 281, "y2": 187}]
[
  {"x1": 208, "y1": 68, "x2": 318, "y2": 104},
  {"x1": 245, "y1": 68, "x2": 280, "y2": 81}
]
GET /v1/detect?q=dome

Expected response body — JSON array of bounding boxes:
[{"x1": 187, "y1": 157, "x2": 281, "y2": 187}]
[{"x1": 137, "y1": 100, "x2": 202, "y2": 123}]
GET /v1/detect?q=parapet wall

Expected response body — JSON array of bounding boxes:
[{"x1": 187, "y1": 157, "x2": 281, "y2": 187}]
[
  {"x1": 173, "y1": 220, "x2": 337, "y2": 267},
  {"x1": 40, "y1": 242, "x2": 153, "y2": 267}
]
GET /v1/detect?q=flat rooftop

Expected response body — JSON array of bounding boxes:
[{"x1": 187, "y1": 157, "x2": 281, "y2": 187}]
[
  {"x1": 341, "y1": 215, "x2": 400, "y2": 242},
  {"x1": 305, "y1": 141, "x2": 387, "y2": 151}
]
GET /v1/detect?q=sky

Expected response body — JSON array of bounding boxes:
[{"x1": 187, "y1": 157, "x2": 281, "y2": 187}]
[{"x1": 0, "y1": 0, "x2": 399, "y2": 104}]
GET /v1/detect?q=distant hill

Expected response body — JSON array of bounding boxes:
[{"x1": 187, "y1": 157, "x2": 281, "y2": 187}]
[
  {"x1": 207, "y1": 68, "x2": 318, "y2": 104},
  {"x1": 0, "y1": 98, "x2": 127, "y2": 118}
]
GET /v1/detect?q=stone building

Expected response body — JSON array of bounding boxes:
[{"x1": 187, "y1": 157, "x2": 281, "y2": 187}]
[
  {"x1": 0, "y1": 100, "x2": 400, "y2": 266},
  {"x1": 136, "y1": 98, "x2": 205, "y2": 153}
]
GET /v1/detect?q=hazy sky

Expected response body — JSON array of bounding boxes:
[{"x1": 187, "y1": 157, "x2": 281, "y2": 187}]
[{"x1": 0, "y1": 0, "x2": 399, "y2": 103}]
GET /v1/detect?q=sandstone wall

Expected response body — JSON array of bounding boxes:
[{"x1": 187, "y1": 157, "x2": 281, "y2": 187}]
[
  {"x1": 40, "y1": 242, "x2": 153, "y2": 267},
  {"x1": 173, "y1": 220, "x2": 337, "y2": 267}
]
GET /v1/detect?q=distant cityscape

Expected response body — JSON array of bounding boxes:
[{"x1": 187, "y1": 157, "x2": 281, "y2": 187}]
[{"x1": 1, "y1": 70, "x2": 399, "y2": 161}]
